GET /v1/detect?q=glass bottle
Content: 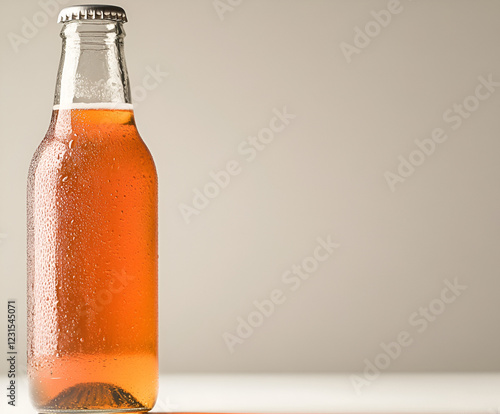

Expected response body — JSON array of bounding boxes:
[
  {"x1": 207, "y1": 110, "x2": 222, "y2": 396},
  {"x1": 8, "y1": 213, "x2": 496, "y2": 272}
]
[{"x1": 27, "y1": 5, "x2": 158, "y2": 412}]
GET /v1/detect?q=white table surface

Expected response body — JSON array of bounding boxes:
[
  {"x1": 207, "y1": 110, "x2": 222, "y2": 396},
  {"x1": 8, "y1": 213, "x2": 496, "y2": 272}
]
[{"x1": 5, "y1": 374, "x2": 500, "y2": 413}]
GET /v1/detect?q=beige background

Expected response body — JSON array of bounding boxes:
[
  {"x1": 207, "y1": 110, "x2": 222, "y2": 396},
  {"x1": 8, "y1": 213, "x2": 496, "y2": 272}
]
[{"x1": 1, "y1": 0, "x2": 499, "y2": 374}]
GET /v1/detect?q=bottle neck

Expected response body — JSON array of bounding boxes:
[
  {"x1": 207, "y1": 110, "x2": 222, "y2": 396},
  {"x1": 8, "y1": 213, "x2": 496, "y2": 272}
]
[{"x1": 54, "y1": 21, "x2": 132, "y2": 109}]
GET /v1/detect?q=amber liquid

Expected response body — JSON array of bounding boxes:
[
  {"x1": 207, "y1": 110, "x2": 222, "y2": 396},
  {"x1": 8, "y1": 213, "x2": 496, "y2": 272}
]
[{"x1": 27, "y1": 107, "x2": 158, "y2": 412}]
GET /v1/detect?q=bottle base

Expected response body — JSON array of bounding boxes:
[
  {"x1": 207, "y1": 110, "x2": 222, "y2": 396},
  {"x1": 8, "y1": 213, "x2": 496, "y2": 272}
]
[
  {"x1": 36, "y1": 382, "x2": 151, "y2": 413},
  {"x1": 39, "y1": 410, "x2": 148, "y2": 414}
]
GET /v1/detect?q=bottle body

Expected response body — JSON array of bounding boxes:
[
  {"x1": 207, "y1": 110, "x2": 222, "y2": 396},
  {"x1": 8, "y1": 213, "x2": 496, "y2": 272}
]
[{"x1": 28, "y1": 105, "x2": 158, "y2": 411}]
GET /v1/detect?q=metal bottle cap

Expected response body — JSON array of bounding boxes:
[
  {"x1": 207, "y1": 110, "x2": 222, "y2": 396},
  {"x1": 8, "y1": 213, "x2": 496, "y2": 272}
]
[{"x1": 58, "y1": 5, "x2": 128, "y2": 24}]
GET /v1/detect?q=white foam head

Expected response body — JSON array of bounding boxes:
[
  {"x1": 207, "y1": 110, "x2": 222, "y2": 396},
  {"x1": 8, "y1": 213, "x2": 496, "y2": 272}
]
[{"x1": 53, "y1": 102, "x2": 134, "y2": 110}]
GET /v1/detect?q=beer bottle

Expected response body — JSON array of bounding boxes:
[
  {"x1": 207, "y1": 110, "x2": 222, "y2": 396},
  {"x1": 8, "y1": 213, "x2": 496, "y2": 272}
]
[{"x1": 27, "y1": 5, "x2": 158, "y2": 411}]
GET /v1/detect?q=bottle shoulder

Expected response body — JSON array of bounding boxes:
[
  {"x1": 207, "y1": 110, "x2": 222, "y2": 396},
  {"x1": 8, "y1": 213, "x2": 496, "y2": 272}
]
[{"x1": 28, "y1": 112, "x2": 156, "y2": 184}]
